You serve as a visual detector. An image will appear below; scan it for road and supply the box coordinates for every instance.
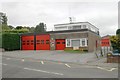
[2,56,118,78]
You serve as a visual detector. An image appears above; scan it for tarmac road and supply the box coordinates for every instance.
[2,56,118,78]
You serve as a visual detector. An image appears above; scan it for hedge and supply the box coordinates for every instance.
[2,33,20,51]
[0,34,2,48]
[3,29,29,33]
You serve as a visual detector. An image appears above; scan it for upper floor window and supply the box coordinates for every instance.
[73,25,81,29]
[83,25,86,29]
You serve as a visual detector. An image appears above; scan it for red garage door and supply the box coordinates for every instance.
[36,34,50,50]
[56,39,65,50]
[22,36,34,50]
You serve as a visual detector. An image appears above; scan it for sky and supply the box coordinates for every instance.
[0,0,119,36]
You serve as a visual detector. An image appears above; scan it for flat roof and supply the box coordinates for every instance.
[20,29,99,36]
[54,22,99,30]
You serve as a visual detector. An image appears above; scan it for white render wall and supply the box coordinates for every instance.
[54,22,99,34]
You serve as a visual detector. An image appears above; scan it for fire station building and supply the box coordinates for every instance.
[20,22,101,52]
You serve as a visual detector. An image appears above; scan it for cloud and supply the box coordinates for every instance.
[1,1,118,36]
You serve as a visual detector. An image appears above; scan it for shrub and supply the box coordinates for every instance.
[2,33,20,51]
[0,34,2,48]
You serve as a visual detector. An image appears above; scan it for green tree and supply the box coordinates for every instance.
[34,23,46,33]
[30,27,35,33]
[23,26,30,30]
[2,24,11,31]
[2,14,7,25]
[116,29,120,35]
[16,26,23,29]
[1,13,10,31]
[110,35,120,50]
[8,25,14,29]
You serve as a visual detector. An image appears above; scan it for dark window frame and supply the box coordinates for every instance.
[46,40,49,44]
[57,42,60,44]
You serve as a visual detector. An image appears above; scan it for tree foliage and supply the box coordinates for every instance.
[2,24,11,31]
[3,29,29,33]
[16,26,23,29]
[8,25,14,29]
[116,29,120,35]
[29,27,35,33]
[34,23,46,33]
[2,15,7,25]
[110,35,120,50]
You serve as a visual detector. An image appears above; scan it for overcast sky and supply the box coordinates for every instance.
[0,0,119,36]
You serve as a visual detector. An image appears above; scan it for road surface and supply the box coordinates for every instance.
[2,56,118,78]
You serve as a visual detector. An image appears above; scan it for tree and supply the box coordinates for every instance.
[2,14,7,25]
[2,24,11,31]
[110,35,120,50]
[116,29,120,35]
[1,13,10,31]
[8,25,14,29]
[30,27,35,33]
[34,23,46,33]
[15,26,23,29]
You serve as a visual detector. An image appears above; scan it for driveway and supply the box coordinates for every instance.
[2,50,118,68]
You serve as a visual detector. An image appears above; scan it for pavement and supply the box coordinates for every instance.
[2,55,118,78]
[1,50,118,68]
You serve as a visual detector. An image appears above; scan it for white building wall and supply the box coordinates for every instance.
[54,22,99,34]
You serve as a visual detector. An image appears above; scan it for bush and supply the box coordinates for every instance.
[2,33,20,51]
[0,34,2,48]
[3,29,29,33]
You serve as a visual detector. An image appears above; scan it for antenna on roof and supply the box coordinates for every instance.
[68,4,76,23]
[69,17,72,23]
[69,17,76,23]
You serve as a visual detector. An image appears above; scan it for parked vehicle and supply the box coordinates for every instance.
[107,49,120,56]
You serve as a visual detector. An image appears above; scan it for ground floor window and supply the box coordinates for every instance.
[66,39,71,47]
[81,38,85,46]
[71,40,80,47]
[66,38,88,47]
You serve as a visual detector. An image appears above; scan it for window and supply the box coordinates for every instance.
[62,42,65,44]
[22,43,25,45]
[66,39,70,47]
[73,25,81,29]
[46,40,49,44]
[27,43,29,45]
[102,42,104,44]
[27,40,30,42]
[37,43,40,44]
[31,43,33,45]
[83,25,86,29]
[57,42,60,44]
[31,40,34,42]
[82,39,85,46]
[37,40,40,42]
[41,40,44,44]
[87,40,88,46]
[68,26,72,30]
[23,41,25,42]
[71,40,80,47]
